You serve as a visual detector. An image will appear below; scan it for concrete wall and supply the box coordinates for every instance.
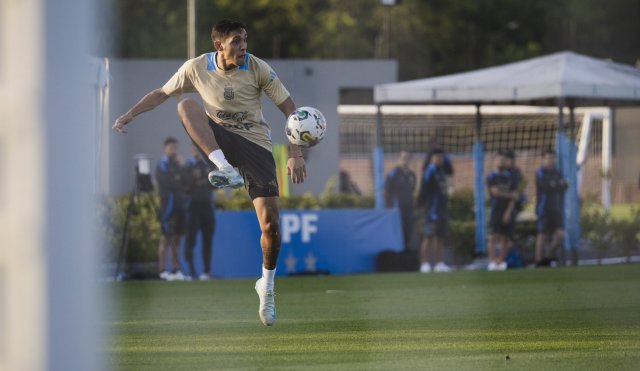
[106,59,397,195]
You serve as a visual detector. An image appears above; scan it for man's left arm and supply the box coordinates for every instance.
[277,97,307,184]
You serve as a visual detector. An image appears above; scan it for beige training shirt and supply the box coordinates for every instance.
[162,52,290,152]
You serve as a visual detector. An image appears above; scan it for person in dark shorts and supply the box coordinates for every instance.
[113,20,307,326]
[184,145,216,281]
[535,149,568,265]
[384,151,417,249]
[155,137,187,281]
[418,149,452,273]
[486,152,518,271]
[502,150,527,247]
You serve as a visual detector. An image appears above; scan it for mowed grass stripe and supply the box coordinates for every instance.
[107,265,640,370]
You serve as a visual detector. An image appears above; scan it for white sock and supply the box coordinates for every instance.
[208,149,232,170]
[262,266,276,291]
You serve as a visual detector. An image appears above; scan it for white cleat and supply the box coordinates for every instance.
[255,278,276,326]
[208,167,244,189]
[167,271,187,281]
[159,271,171,280]
[420,262,432,273]
[487,261,497,271]
[498,261,508,271]
[199,273,211,281]
[434,262,453,273]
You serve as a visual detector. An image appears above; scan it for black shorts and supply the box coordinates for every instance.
[208,118,279,200]
[159,193,185,236]
[423,214,449,238]
[489,209,511,237]
[537,211,564,234]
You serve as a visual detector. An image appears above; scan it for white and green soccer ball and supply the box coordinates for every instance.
[285,106,327,148]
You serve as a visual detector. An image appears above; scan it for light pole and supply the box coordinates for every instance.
[187,0,196,59]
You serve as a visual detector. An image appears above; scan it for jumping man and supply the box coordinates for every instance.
[113,19,307,326]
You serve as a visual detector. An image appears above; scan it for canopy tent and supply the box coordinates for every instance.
[375,51,640,105]
[372,51,640,258]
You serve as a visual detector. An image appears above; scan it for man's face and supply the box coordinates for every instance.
[164,143,178,159]
[495,155,505,169]
[503,156,514,169]
[215,28,247,67]
[431,153,444,167]
[544,153,556,168]
[399,151,410,168]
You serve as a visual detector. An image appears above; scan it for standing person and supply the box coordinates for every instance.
[535,149,568,266]
[113,19,307,326]
[184,145,216,281]
[502,150,527,255]
[155,137,187,281]
[486,152,518,271]
[418,149,452,273]
[384,151,417,248]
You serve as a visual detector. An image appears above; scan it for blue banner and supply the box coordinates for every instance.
[180,209,404,278]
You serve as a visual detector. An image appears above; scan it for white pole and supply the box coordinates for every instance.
[1,1,47,370]
[602,109,613,211]
[188,0,196,59]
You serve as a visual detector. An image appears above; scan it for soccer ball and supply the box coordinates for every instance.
[285,106,327,148]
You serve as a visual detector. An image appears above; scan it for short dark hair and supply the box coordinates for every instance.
[502,149,515,159]
[542,148,556,156]
[211,19,246,43]
[431,148,444,155]
[164,137,178,146]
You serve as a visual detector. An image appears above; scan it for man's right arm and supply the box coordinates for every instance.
[112,88,170,133]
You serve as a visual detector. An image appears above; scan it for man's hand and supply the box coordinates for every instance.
[502,210,511,225]
[113,112,133,134]
[287,156,307,184]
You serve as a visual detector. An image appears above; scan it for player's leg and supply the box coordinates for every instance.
[535,216,546,264]
[253,196,280,326]
[200,204,215,279]
[158,235,169,279]
[497,235,509,270]
[177,98,242,188]
[169,235,185,280]
[420,223,433,273]
[433,219,452,272]
[549,228,565,261]
[184,205,198,279]
[487,233,498,270]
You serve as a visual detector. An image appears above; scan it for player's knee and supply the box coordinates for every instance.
[262,219,280,238]
[177,98,196,118]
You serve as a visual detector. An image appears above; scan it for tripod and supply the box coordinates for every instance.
[114,168,158,281]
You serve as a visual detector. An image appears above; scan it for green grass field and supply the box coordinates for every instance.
[107,265,640,370]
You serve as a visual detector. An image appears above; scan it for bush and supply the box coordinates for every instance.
[612,207,640,262]
[449,220,476,265]
[581,207,614,263]
[448,188,475,221]
[98,193,161,264]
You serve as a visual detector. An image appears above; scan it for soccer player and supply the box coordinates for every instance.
[384,151,417,248]
[155,137,187,281]
[535,149,567,266]
[184,145,216,281]
[113,19,307,326]
[418,149,452,273]
[486,152,518,271]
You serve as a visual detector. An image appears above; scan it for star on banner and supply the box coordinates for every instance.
[305,251,317,272]
[285,251,297,273]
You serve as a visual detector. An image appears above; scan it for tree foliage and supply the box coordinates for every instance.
[112,0,640,80]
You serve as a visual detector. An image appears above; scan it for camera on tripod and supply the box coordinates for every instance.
[134,154,154,193]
